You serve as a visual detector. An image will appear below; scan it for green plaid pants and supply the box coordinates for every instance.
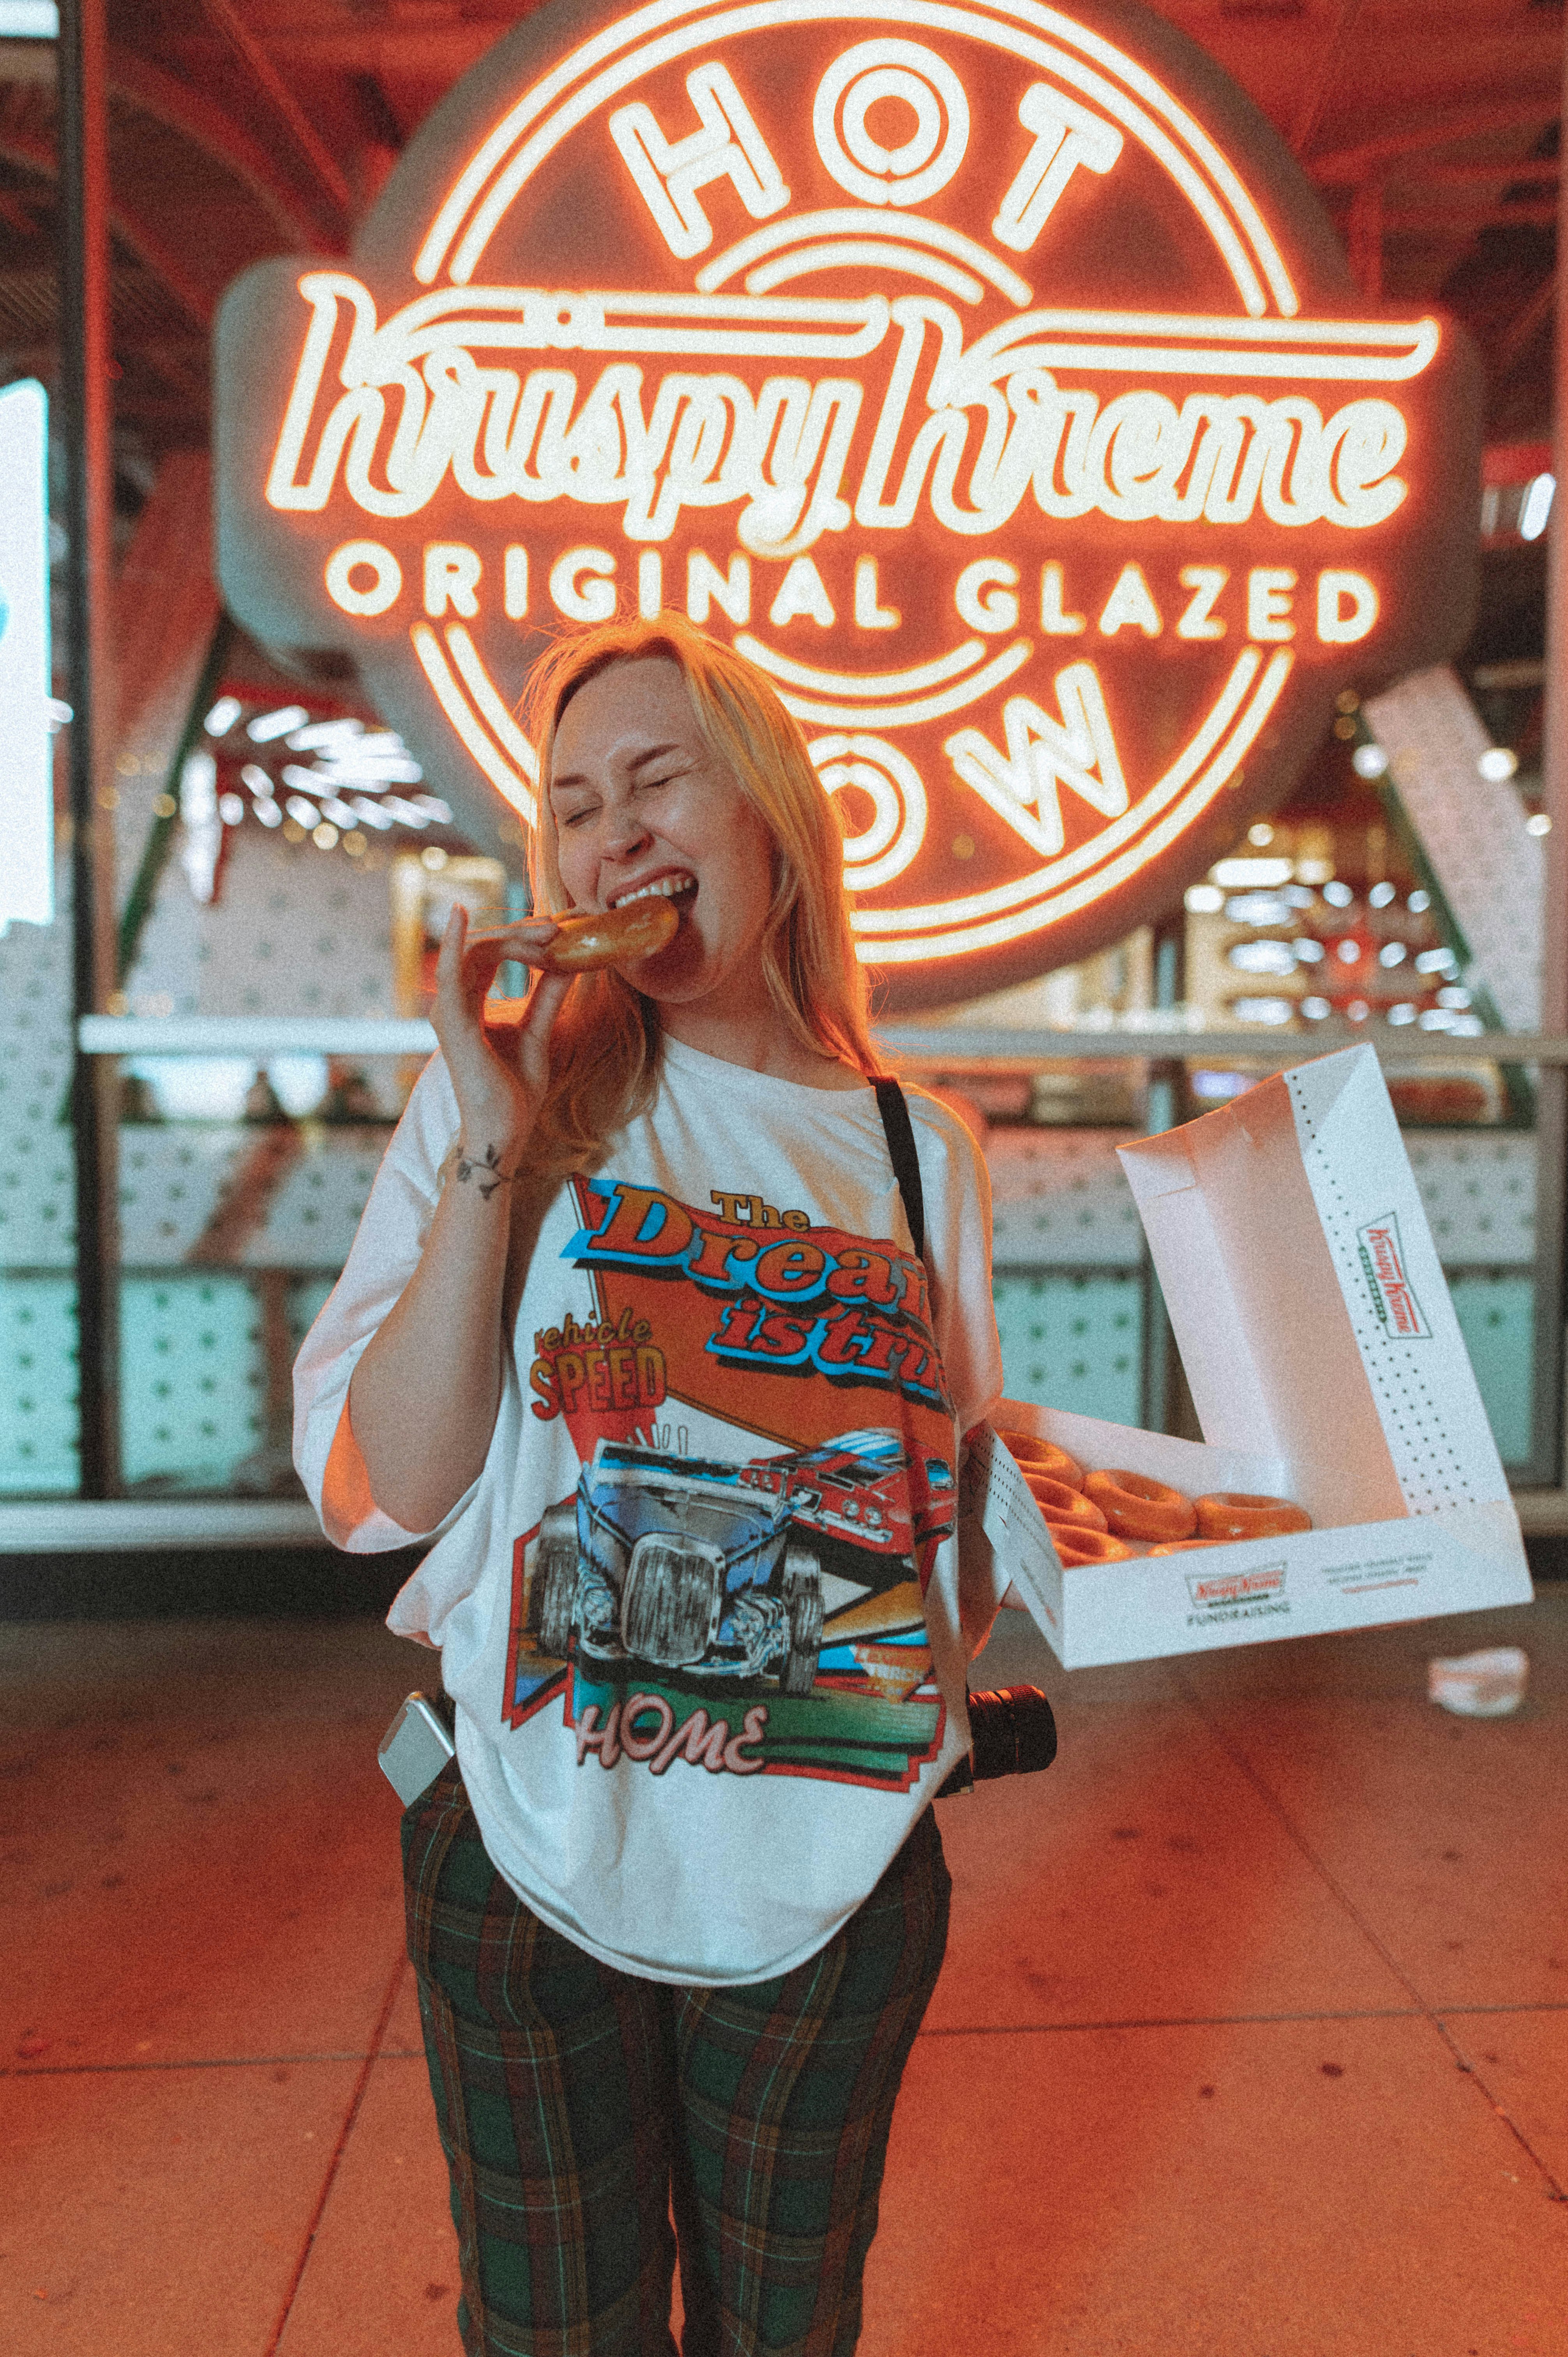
[402,1761,950,2357]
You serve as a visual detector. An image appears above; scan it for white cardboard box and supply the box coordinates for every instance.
[971,1046,1533,1669]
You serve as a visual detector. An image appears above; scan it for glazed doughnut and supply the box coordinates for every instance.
[1082,1468,1197,1544]
[1194,1492,1312,1541]
[1045,1521,1135,1567]
[996,1430,1085,1487]
[1147,1539,1226,1555]
[1084,1470,1193,1546]
[543,897,679,970]
[1023,1474,1107,1532]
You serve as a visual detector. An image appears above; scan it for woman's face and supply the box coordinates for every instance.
[548,656,777,1010]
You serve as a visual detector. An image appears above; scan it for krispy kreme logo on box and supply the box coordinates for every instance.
[1185,1560,1287,1623]
[214,0,1479,1008]
[1357,1210,1432,1339]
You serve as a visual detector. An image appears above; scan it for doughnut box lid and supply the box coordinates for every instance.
[964,1046,1532,1669]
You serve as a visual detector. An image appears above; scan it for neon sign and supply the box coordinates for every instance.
[215,0,1478,1007]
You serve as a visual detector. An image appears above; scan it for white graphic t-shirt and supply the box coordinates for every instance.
[294,1037,1004,1984]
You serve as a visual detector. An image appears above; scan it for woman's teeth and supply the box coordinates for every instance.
[614,873,695,906]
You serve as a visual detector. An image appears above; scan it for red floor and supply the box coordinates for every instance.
[4,1592,1564,2354]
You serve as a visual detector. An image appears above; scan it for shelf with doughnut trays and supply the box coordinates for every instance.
[958,1047,1533,1670]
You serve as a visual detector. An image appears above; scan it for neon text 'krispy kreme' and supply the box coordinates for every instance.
[267,276,1425,543]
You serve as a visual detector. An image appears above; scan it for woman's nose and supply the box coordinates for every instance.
[602,802,652,859]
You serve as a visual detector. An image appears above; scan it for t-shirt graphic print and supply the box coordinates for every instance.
[505,1174,957,1793]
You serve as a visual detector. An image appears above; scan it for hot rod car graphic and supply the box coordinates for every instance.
[528,1431,944,1697]
[739,1429,954,1573]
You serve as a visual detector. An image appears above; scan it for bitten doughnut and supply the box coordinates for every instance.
[1023,1474,1107,1532]
[1194,1492,1312,1541]
[996,1430,1085,1486]
[1082,1468,1197,1543]
[1045,1522,1135,1567]
[543,897,679,970]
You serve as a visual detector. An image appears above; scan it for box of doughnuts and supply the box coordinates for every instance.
[966,1046,1533,1668]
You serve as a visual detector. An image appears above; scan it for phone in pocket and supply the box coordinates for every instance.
[378,1692,456,1805]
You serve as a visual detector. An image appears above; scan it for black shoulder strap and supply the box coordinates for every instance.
[873,1077,925,1263]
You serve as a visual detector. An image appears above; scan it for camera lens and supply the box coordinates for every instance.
[965,1684,1058,1781]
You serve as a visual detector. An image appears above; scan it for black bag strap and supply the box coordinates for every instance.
[872,1076,925,1263]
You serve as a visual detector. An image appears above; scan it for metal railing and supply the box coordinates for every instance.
[76,1015,1568,1065]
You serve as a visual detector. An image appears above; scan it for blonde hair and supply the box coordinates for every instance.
[515,613,881,1186]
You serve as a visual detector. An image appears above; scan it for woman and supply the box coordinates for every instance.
[295,615,1010,2357]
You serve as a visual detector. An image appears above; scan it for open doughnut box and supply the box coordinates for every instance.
[962,1045,1534,1669]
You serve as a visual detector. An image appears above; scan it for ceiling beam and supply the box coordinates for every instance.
[107,49,329,250]
[1290,0,1367,158]
[1491,272,1558,385]
[0,122,213,325]
[1421,159,1560,187]
[1310,99,1562,184]
[1374,200,1559,232]
[193,0,351,226]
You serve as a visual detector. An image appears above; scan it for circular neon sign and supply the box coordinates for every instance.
[215,0,1478,1009]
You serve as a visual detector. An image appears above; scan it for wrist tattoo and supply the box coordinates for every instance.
[455,1142,514,1198]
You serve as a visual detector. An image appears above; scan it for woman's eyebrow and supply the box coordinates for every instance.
[628,741,685,770]
[550,741,687,797]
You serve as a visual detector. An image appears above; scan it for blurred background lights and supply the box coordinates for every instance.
[1211,857,1292,887]
[1229,996,1294,1026]
[184,709,441,864]
[1228,939,1295,975]
[1368,880,1397,907]
[1476,745,1519,781]
[1526,812,1552,836]
[1519,472,1555,542]
[246,705,309,742]
[1351,743,1390,778]
[119,1053,344,1122]
[124,1058,253,1122]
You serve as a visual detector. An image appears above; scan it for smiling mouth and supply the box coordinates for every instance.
[609,871,696,909]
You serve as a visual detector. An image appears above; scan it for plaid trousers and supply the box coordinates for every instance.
[402,1761,950,2357]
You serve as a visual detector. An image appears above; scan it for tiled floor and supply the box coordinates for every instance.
[4,1594,1565,2354]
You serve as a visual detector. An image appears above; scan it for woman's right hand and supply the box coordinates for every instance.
[428,905,572,1173]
